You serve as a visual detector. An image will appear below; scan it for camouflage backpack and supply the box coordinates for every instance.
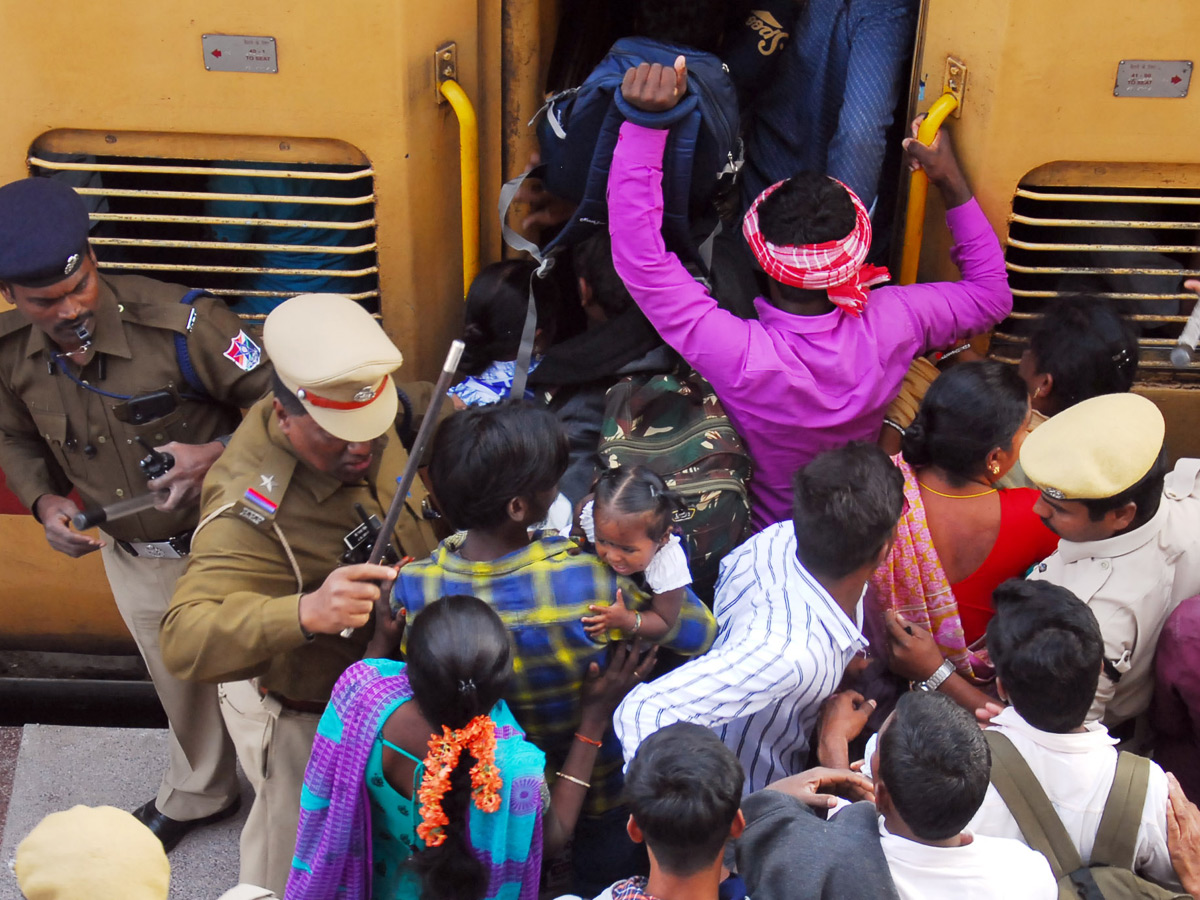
[598,366,752,602]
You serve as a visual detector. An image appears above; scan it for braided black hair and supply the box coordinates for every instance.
[592,465,687,542]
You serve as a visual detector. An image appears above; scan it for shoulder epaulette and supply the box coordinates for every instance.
[228,440,297,530]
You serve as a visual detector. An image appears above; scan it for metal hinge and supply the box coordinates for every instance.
[942,56,967,117]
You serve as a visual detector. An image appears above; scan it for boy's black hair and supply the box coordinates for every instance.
[1028,297,1139,416]
[623,722,744,876]
[429,403,569,531]
[460,259,559,377]
[986,579,1104,733]
[756,172,857,248]
[571,230,634,320]
[901,360,1029,483]
[879,692,991,841]
[631,0,732,54]
[592,465,687,542]
[1080,446,1168,531]
[792,442,904,580]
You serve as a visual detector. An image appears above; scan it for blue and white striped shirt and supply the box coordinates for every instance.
[614,521,867,793]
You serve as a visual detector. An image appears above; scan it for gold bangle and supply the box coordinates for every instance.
[555,771,591,789]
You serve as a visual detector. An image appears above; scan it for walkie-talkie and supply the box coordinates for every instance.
[136,436,175,480]
[341,503,399,565]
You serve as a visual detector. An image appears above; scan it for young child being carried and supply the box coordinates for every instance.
[579,465,693,642]
[447,259,557,408]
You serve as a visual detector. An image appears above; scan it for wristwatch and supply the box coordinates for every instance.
[912,659,954,693]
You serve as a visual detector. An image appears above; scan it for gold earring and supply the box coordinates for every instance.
[990,463,1000,475]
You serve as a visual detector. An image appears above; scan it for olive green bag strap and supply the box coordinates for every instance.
[985,731,1086,883]
[1090,751,1150,870]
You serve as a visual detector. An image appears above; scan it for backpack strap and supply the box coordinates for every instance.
[497,169,553,402]
[984,730,1087,881]
[1090,751,1151,870]
[175,289,213,400]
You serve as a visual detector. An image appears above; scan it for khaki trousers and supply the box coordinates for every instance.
[219,678,321,897]
[99,536,240,819]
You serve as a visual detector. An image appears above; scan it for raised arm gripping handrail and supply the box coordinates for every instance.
[898,92,960,286]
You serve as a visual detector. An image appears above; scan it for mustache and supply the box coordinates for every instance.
[57,313,94,333]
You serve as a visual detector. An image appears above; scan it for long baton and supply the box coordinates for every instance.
[341,339,464,637]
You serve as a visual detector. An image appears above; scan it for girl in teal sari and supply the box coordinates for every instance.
[289,594,647,900]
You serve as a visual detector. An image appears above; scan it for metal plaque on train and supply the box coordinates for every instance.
[201,34,279,74]
[1113,60,1192,98]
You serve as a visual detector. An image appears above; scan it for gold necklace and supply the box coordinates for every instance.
[917,480,997,500]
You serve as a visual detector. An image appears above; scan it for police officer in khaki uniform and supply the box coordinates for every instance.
[0,177,272,848]
[1022,393,1200,731]
[161,293,442,895]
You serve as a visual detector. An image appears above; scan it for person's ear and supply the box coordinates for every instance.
[1034,372,1054,401]
[875,536,895,568]
[626,815,644,844]
[984,447,1006,481]
[995,676,1008,703]
[1109,501,1138,533]
[874,778,893,817]
[728,808,746,841]
[0,280,12,303]
[272,398,291,431]
[507,495,527,524]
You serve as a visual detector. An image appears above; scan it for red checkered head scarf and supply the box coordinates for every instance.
[742,176,890,317]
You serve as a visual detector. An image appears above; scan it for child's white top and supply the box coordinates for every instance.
[580,499,692,592]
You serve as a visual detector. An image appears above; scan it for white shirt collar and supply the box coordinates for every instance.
[1055,499,1168,564]
[989,706,1117,752]
[790,553,867,654]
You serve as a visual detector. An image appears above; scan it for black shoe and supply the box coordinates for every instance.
[131,796,242,853]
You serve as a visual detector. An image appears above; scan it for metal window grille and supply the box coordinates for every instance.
[994,183,1200,377]
[28,140,380,322]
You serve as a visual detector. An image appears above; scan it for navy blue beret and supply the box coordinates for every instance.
[0,178,91,288]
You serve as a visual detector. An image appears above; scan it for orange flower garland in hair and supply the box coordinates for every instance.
[416,714,503,847]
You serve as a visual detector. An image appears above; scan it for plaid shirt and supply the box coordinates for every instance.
[394,533,717,815]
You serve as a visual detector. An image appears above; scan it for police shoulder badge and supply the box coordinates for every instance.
[223,330,263,372]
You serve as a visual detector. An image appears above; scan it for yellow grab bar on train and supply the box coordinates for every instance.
[439,78,480,297]
[898,93,960,286]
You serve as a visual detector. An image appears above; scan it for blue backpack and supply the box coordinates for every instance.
[507,37,741,263]
[499,37,740,400]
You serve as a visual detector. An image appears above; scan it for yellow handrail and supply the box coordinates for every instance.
[438,78,480,297]
[898,93,960,286]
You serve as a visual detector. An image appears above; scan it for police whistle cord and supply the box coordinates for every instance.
[340,339,465,638]
[71,439,176,530]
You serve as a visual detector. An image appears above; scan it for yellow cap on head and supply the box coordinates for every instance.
[1020,393,1165,500]
[264,294,403,442]
[15,805,170,900]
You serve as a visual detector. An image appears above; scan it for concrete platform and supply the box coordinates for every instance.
[0,725,250,899]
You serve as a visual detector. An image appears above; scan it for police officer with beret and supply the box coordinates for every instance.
[162,293,443,894]
[1022,392,1200,731]
[0,178,274,847]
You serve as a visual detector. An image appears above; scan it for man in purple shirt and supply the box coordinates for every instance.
[608,59,1013,531]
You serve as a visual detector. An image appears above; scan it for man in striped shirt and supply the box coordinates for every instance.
[615,442,904,792]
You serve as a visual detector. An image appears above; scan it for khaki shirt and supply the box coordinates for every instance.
[0,274,272,541]
[162,386,442,701]
[1028,458,1200,725]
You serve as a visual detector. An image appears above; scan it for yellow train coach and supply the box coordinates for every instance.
[0,0,1197,659]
